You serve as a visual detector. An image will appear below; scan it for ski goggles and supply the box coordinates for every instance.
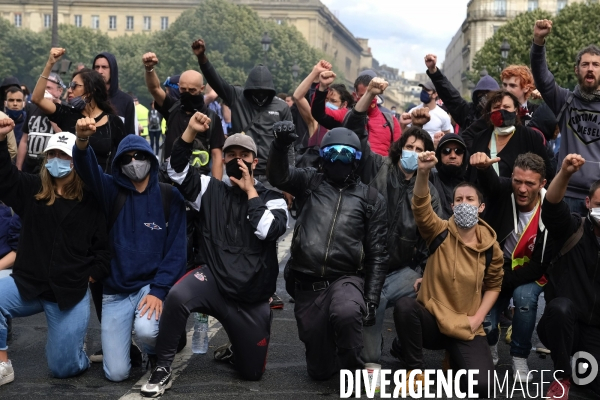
[190,150,209,167]
[319,145,362,164]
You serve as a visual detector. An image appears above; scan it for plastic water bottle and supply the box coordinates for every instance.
[192,312,209,354]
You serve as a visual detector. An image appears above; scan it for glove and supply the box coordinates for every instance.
[273,121,297,148]
[362,301,377,327]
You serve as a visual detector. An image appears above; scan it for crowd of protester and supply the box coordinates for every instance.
[0,19,599,400]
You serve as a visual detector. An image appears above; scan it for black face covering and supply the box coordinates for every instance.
[226,158,253,181]
[180,91,205,112]
[322,160,354,184]
[249,90,271,107]
[436,162,464,179]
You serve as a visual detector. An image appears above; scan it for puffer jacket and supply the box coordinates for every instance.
[344,107,442,273]
[266,142,389,305]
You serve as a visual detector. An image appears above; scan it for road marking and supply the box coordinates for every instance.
[119,317,222,399]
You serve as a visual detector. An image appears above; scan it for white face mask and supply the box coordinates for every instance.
[493,126,516,136]
[590,208,600,224]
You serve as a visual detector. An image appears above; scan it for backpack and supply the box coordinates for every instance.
[108,183,172,231]
[149,110,161,130]
[382,112,396,145]
[428,229,494,273]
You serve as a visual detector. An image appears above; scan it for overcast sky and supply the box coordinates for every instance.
[321,0,471,79]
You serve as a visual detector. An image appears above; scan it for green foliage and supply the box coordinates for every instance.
[0,0,337,107]
[472,3,600,90]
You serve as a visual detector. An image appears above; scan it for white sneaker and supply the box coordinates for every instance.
[490,344,499,366]
[0,360,14,386]
[512,356,533,383]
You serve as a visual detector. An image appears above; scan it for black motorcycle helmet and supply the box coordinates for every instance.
[320,127,361,150]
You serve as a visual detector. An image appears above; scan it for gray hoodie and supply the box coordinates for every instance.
[531,43,600,199]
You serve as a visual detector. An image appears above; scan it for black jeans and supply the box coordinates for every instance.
[394,297,493,396]
[154,266,272,381]
[293,276,365,380]
[538,297,600,394]
[149,129,162,155]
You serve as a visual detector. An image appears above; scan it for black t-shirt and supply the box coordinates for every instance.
[156,96,224,163]
[23,103,56,173]
[49,103,128,172]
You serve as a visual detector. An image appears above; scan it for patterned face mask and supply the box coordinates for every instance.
[453,203,479,229]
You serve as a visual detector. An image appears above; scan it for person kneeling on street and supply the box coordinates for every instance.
[266,121,389,380]
[0,120,110,386]
[393,150,503,396]
[141,113,288,397]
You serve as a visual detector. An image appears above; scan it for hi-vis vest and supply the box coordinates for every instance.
[136,103,149,137]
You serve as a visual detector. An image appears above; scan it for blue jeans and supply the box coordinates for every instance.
[362,267,421,363]
[101,284,160,382]
[0,277,90,378]
[484,281,544,358]
[563,195,588,217]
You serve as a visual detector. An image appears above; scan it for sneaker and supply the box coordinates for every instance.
[89,349,103,363]
[140,366,172,398]
[214,342,234,365]
[270,293,284,310]
[0,360,14,387]
[546,377,570,399]
[490,344,499,366]
[512,356,533,383]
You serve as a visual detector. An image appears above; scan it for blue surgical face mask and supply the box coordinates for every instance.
[420,90,431,104]
[400,149,418,172]
[326,102,339,110]
[45,157,72,178]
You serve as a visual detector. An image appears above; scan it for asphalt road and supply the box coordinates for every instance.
[0,225,596,399]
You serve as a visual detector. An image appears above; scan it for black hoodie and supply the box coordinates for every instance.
[93,52,136,136]
[199,61,292,176]
[430,134,469,219]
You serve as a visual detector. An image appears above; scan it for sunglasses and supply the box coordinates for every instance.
[68,81,83,90]
[320,145,362,164]
[441,147,465,156]
[120,152,150,165]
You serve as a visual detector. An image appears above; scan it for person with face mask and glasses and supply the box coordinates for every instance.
[462,90,554,184]
[72,118,187,383]
[0,120,110,387]
[142,52,224,178]
[139,115,288,397]
[266,120,388,380]
[393,150,504,396]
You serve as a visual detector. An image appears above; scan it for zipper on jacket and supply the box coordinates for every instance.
[589,250,600,325]
[322,188,344,277]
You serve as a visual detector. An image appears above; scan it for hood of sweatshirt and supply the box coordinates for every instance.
[111,134,159,191]
[472,75,500,102]
[243,65,276,103]
[435,133,469,178]
[528,103,557,140]
[93,52,120,98]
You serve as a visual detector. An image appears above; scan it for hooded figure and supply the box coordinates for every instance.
[92,53,136,136]
[430,134,469,218]
[198,59,292,177]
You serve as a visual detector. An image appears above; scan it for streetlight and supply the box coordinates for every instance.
[51,58,71,75]
[291,62,300,80]
[480,66,488,77]
[500,38,510,70]
[261,32,271,64]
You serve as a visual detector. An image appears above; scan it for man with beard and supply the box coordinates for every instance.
[266,122,388,380]
[142,52,224,178]
[531,19,600,216]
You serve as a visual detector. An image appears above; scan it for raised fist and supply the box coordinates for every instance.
[191,39,206,61]
[534,19,552,42]
[76,117,97,138]
[425,54,437,73]
[0,118,15,138]
[399,112,412,127]
[470,152,501,170]
[561,154,585,175]
[367,77,388,95]
[142,52,159,68]
[313,60,332,75]
[433,132,445,149]
[319,71,337,88]
[48,48,66,65]
[417,151,438,171]
[188,112,211,134]
[272,121,297,148]
[411,107,431,127]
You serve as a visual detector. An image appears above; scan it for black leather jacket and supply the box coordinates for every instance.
[266,143,389,305]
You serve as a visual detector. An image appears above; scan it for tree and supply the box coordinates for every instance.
[471,3,600,90]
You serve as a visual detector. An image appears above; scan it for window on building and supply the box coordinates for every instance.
[14,13,21,27]
[493,25,500,34]
[161,17,168,30]
[74,15,82,27]
[557,0,568,12]
[126,16,134,30]
[109,16,117,30]
[345,57,352,75]
[494,0,507,16]
[44,14,51,28]
[528,0,538,11]
[143,16,151,31]
[91,15,99,30]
